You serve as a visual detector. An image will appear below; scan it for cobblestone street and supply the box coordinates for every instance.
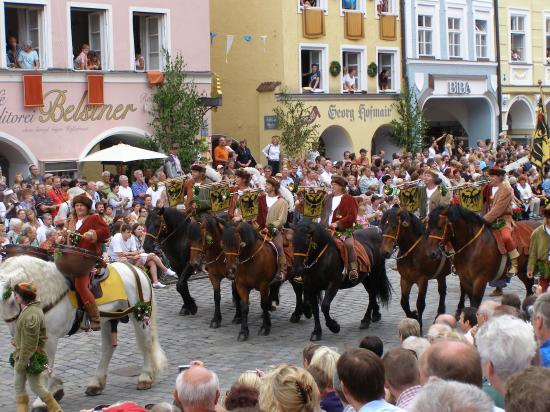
[0,262,525,411]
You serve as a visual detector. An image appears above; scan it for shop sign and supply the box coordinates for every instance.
[264,115,278,130]
[327,104,392,122]
[448,81,471,95]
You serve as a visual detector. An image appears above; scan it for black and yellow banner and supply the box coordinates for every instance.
[165,177,185,207]
[457,186,484,213]
[399,187,420,213]
[530,95,549,170]
[239,191,260,220]
[303,190,326,218]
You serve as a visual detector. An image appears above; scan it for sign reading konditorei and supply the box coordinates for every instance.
[327,104,393,122]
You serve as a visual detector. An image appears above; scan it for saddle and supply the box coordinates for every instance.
[333,237,371,273]
[491,221,534,255]
[67,264,128,309]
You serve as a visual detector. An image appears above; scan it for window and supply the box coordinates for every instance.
[299,0,327,12]
[448,18,461,58]
[342,50,363,92]
[545,16,550,63]
[70,7,109,70]
[300,48,326,92]
[378,52,396,91]
[418,15,433,56]
[4,3,45,69]
[341,0,366,14]
[510,15,525,62]
[132,12,166,71]
[376,0,396,16]
[475,19,488,59]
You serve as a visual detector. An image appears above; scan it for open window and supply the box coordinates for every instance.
[298,0,327,13]
[340,0,366,15]
[377,50,397,92]
[510,14,526,62]
[70,7,109,70]
[341,49,364,92]
[376,0,397,17]
[4,2,45,69]
[544,15,550,63]
[300,47,326,93]
[132,12,166,71]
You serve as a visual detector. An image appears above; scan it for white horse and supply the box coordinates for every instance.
[0,255,167,409]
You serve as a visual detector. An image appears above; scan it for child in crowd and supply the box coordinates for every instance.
[356,204,369,228]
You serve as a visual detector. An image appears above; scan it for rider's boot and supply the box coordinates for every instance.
[507,249,520,276]
[83,301,101,331]
[348,260,359,281]
[16,394,29,412]
[274,255,287,283]
[41,393,63,412]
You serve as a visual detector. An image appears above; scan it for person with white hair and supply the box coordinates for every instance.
[173,364,220,412]
[118,175,133,212]
[533,292,550,367]
[6,217,23,243]
[425,323,452,343]
[410,378,494,412]
[401,336,431,362]
[17,39,39,69]
[475,315,537,409]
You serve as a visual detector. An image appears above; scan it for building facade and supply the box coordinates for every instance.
[498,0,550,141]
[404,0,500,146]
[0,0,211,183]
[210,0,403,161]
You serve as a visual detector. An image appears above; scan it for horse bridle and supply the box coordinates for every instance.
[223,235,267,265]
[145,214,185,245]
[294,235,329,270]
[189,227,224,266]
[382,216,423,260]
[428,213,484,256]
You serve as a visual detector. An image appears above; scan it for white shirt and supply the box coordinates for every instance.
[320,170,332,187]
[428,147,436,159]
[329,194,343,224]
[516,183,533,200]
[57,201,71,220]
[262,143,280,162]
[266,195,278,209]
[146,185,166,208]
[108,232,138,261]
[343,73,356,89]
[426,186,437,214]
[36,224,53,244]
[118,185,133,209]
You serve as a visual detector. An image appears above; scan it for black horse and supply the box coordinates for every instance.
[143,207,197,315]
[292,223,392,341]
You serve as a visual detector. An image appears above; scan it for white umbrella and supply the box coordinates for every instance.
[79,143,167,163]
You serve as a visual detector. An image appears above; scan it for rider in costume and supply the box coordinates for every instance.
[483,168,519,276]
[320,175,359,280]
[256,177,289,282]
[65,194,110,331]
[419,169,451,218]
[12,282,63,412]
[527,204,550,292]
[184,164,208,212]
[228,169,252,223]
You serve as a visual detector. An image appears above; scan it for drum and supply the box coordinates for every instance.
[165,177,186,207]
[54,244,103,280]
[2,244,52,261]
[239,190,260,221]
[300,187,326,218]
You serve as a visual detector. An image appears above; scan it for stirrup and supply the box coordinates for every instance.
[348,268,359,281]
[293,276,304,284]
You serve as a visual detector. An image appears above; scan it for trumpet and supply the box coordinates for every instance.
[448,179,488,192]
[383,179,422,196]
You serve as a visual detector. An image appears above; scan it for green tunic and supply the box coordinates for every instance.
[527,225,550,278]
[13,301,47,373]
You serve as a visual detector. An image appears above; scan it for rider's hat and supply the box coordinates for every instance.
[235,169,251,184]
[331,175,348,188]
[14,281,37,301]
[424,169,440,179]
[191,164,206,173]
[72,194,92,210]
[487,168,506,177]
[266,177,280,191]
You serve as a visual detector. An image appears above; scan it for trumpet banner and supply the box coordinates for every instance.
[165,178,185,207]
[457,186,484,213]
[239,191,259,220]
[399,187,420,213]
[303,190,326,218]
[209,186,231,213]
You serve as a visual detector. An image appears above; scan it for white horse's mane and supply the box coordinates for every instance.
[0,256,69,308]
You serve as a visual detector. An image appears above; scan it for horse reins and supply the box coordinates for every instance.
[382,216,423,260]
[145,214,185,245]
[223,236,267,265]
[294,239,330,270]
[429,214,485,255]
[190,229,224,266]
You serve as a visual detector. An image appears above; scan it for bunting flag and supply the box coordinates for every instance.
[225,34,234,63]
[529,92,550,171]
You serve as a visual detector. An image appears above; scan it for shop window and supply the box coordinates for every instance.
[448,17,461,58]
[475,19,488,59]
[342,50,363,92]
[132,13,166,71]
[300,48,326,92]
[418,15,433,57]
[4,3,45,69]
[70,8,109,70]
[378,51,397,92]
[510,15,526,62]
[545,16,550,63]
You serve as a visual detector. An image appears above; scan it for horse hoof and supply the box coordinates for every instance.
[372,312,382,323]
[310,331,322,342]
[137,381,153,390]
[238,331,249,341]
[189,304,198,315]
[85,386,103,396]
[289,312,301,323]
[360,320,370,329]
[53,389,65,402]
[327,321,340,334]
[232,316,242,325]
[259,327,271,336]
[210,320,221,329]
[31,407,47,412]
[303,309,313,319]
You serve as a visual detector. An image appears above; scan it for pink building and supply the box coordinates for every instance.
[0,0,211,182]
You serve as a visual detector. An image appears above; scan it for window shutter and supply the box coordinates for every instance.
[88,74,104,105]
[23,74,44,107]
[88,12,102,65]
[146,16,161,70]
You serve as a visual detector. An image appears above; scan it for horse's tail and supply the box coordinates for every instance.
[374,259,392,308]
[148,289,168,377]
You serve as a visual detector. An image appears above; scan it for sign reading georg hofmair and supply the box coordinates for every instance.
[327,104,392,122]
[0,88,138,127]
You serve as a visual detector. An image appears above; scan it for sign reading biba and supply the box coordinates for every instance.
[447,81,471,95]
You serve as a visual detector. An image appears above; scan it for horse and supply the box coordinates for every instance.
[425,204,537,312]
[380,207,453,329]
[143,207,197,316]
[221,222,280,341]
[292,223,392,342]
[0,256,167,409]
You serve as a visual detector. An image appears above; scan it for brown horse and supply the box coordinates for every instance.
[380,207,452,328]
[188,216,242,328]
[425,204,536,312]
[221,222,280,341]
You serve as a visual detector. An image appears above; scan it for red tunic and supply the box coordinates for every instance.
[256,193,268,229]
[321,194,358,231]
[70,214,110,254]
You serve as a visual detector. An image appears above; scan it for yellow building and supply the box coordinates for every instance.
[498,0,550,140]
[210,0,403,160]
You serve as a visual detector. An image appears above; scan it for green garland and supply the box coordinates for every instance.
[439,185,448,197]
[367,62,378,77]
[3,287,13,301]
[133,301,152,322]
[10,351,49,375]
[205,235,214,246]
[329,61,341,77]
[336,223,363,238]
[491,217,506,230]
[535,261,550,279]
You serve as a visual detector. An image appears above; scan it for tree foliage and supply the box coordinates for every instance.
[136,136,164,172]
[149,53,208,172]
[389,86,429,154]
[273,91,320,161]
